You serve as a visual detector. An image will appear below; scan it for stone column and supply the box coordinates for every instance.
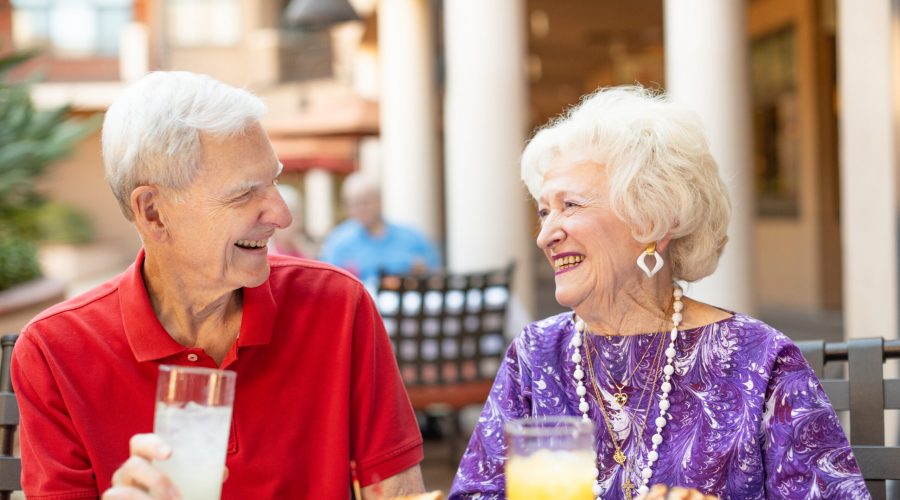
[837,0,898,340]
[664,0,755,313]
[304,168,336,242]
[443,0,534,321]
[377,0,441,242]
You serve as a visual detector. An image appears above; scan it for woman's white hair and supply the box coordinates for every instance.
[521,85,731,282]
[102,71,266,220]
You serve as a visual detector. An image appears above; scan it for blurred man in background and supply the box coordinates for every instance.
[320,172,441,288]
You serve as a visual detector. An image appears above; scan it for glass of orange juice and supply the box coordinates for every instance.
[504,416,595,500]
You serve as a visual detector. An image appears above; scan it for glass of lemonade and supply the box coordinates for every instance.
[154,365,236,500]
[505,416,596,500]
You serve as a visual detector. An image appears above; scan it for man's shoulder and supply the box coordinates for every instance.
[22,275,121,332]
[325,220,364,243]
[268,255,364,290]
[385,222,431,243]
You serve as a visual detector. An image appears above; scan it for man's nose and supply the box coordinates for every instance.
[266,188,293,229]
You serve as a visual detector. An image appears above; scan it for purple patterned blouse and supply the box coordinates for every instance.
[449,312,869,499]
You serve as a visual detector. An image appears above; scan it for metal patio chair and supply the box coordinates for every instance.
[0,334,20,499]
[798,337,900,500]
[375,263,514,461]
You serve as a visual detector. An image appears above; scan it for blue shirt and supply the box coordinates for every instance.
[319,219,441,286]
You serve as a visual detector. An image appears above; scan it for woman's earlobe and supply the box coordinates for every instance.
[656,235,673,253]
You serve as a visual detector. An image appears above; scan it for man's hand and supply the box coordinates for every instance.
[101,434,179,500]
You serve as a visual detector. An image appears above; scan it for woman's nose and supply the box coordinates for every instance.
[535,214,563,250]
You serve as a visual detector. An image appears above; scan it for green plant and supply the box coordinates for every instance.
[0,50,100,291]
[0,231,40,291]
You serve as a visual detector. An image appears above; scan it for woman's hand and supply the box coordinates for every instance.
[101,434,179,500]
[636,484,719,500]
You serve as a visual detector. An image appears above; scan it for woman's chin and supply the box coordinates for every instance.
[554,288,580,309]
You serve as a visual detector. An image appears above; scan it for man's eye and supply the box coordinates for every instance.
[232,191,252,203]
[564,201,579,209]
[537,208,549,219]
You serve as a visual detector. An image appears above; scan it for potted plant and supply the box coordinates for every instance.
[0,49,99,330]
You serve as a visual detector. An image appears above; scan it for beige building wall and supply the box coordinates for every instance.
[754,222,819,309]
[749,0,832,313]
[35,131,141,284]
[163,0,282,88]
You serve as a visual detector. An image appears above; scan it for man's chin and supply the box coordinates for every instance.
[240,265,271,289]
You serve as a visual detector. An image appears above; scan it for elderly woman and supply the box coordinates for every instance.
[449,87,867,499]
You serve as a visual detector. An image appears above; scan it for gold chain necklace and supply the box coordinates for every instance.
[592,321,664,408]
[583,329,666,498]
[579,299,673,408]
[622,335,666,499]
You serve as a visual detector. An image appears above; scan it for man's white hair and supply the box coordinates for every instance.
[520,85,731,282]
[341,171,381,201]
[102,71,266,220]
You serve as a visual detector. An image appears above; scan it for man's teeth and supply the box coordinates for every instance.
[554,255,584,270]
[235,239,267,249]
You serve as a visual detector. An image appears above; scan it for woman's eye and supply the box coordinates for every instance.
[537,208,549,219]
[564,201,579,209]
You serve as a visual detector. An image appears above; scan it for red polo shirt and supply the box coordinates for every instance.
[12,251,423,498]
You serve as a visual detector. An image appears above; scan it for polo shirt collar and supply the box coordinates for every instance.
[120,249,277,363]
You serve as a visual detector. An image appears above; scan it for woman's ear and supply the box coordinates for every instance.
[656,234,674,253]
[130,185,168,242]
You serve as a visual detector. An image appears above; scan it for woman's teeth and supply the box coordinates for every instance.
[554,255,584,270]
[235,239,267,249]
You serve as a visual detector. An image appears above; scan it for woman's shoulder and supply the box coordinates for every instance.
[520,311,574,338]
[513,311,576,356]
[719,312,793,347]
[692,311,803,367]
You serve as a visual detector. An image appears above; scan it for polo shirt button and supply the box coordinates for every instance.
[187,353,199,362]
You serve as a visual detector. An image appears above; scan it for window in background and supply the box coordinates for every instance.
[751,27,799,218]
[166,0,241,47]
[11,0,133,58]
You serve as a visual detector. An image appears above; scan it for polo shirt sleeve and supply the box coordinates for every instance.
[11,333,99,498]
[349,288,424,485]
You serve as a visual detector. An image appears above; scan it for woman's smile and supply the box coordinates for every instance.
[552,252,585,275]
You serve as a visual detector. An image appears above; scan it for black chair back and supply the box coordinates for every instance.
[0,334,19,499]
[798,337,900,500]
[375,263,513,406]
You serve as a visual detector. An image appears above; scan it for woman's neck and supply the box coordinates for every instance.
[574,277,674,336]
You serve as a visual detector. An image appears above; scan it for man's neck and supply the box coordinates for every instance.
[363,219,386,237]
[142,253,242,365]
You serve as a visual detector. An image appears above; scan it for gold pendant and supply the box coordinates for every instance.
[623,479,635,499]
[613,449,626,464]
[613,391,628,407]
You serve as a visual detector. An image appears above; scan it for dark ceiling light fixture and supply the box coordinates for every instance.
[284,0,362,29]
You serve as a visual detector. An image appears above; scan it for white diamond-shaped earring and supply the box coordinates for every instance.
[636,242,664,278]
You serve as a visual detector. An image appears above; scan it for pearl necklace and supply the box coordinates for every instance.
[572,284,684,498]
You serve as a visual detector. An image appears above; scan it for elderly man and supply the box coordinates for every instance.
[319,172,441,289]
[11,72,425,499]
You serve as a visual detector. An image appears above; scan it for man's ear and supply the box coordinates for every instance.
[130,186,168,242]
